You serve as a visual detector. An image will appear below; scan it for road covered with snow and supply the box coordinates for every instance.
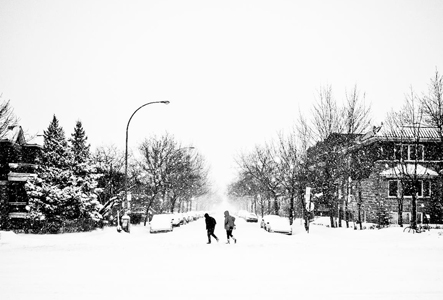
[1,215,443,300]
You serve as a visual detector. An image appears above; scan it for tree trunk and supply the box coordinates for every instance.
[358,184,363,230]
[171,195,180,213]
[329,213,335,228]
[178,199,183,213]
[411,194,417,229]
[345,179,350,228]
[289,194,294,225]
[304,207,310,233]
[397,199,403,227]
[143,203,151,226]
[273,196,279,215]
[260,198,265,217]
[345,201,349,228]
[329,193,336,228]
[338,204,342,228]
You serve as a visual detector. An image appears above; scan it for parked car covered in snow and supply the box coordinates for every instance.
[149,214,173,233]
[245,212,259,222]
[184,212,195,222]
[261,215,292,235]
[171,213,186,227]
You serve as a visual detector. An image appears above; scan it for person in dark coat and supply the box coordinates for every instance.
[224,210,237,244]
[204,213,218,244]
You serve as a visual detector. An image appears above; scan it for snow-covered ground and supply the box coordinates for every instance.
[1,215,443,300]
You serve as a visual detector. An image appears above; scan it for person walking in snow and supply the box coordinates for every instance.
[224,210,237,244]
[204,213,218,244]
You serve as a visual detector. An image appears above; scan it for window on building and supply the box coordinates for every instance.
[423,181,431,197]
[389,180,432,198]
[388,180,398,197]
[394,145,402,161]
[7,183,27,203]
[402,145,409,161]
[417,212,423,224]
[394,144,425,161]
[410,145,424,161]
[403,180,422,197]
[402,212,411,224]
[402,180,431,197]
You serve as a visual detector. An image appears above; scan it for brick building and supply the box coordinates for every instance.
[307,125,443,225]
[346,125,443,224]
[0,126,42,228]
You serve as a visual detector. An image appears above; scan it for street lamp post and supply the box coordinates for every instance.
[124,101,170,219]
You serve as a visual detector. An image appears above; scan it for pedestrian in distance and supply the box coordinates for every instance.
[204,213,219,244]
[224,210,237,244]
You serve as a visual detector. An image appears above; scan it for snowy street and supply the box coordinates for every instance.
[2,1,443,300]
[1,215,443,300]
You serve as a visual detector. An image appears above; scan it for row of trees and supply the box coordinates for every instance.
[0,96,210,231]
[228,84,371,227]
[31,116,210,228]
[130,133,209,225]
[228,70,443,230]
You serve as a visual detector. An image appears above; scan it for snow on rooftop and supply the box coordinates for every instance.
[1,125,25,144]
[380,164,439,178]
[25,134,44,147]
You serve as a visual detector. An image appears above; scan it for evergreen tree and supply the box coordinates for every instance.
[69,120,90,165]
[43,115,71,169]
[25,115,103,232]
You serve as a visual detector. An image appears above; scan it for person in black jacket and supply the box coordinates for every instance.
[204,213,219,244]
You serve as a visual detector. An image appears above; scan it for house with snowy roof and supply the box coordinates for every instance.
[342,124,443,225]
[0,125,42,229]
[307,124,443,226]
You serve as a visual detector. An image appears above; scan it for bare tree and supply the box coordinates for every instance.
[293,110,315,231]
[92,144,125,206]
[167,151,209,213]
[138,133,209,223]
[308,86,345,228]
[235,143,282,215]
[228,171,263,215]
[343,85,372,135]
[420,69,443,139]
[385,88,427,230]
[309,85,372,228]
[275,131,300,224]
[0,94,18,138]
[341,85,372,227]
[138,133,179,223]
[419,69,443,223]
[311,85,344,141]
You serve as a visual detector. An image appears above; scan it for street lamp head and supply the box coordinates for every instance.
[161,101,170,105]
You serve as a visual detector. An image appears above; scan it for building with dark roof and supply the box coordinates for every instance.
[0,126,42,229]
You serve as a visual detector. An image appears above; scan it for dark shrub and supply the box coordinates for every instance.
[129,213,143,224]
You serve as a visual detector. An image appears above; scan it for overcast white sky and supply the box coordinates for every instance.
[1,0,443,191]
